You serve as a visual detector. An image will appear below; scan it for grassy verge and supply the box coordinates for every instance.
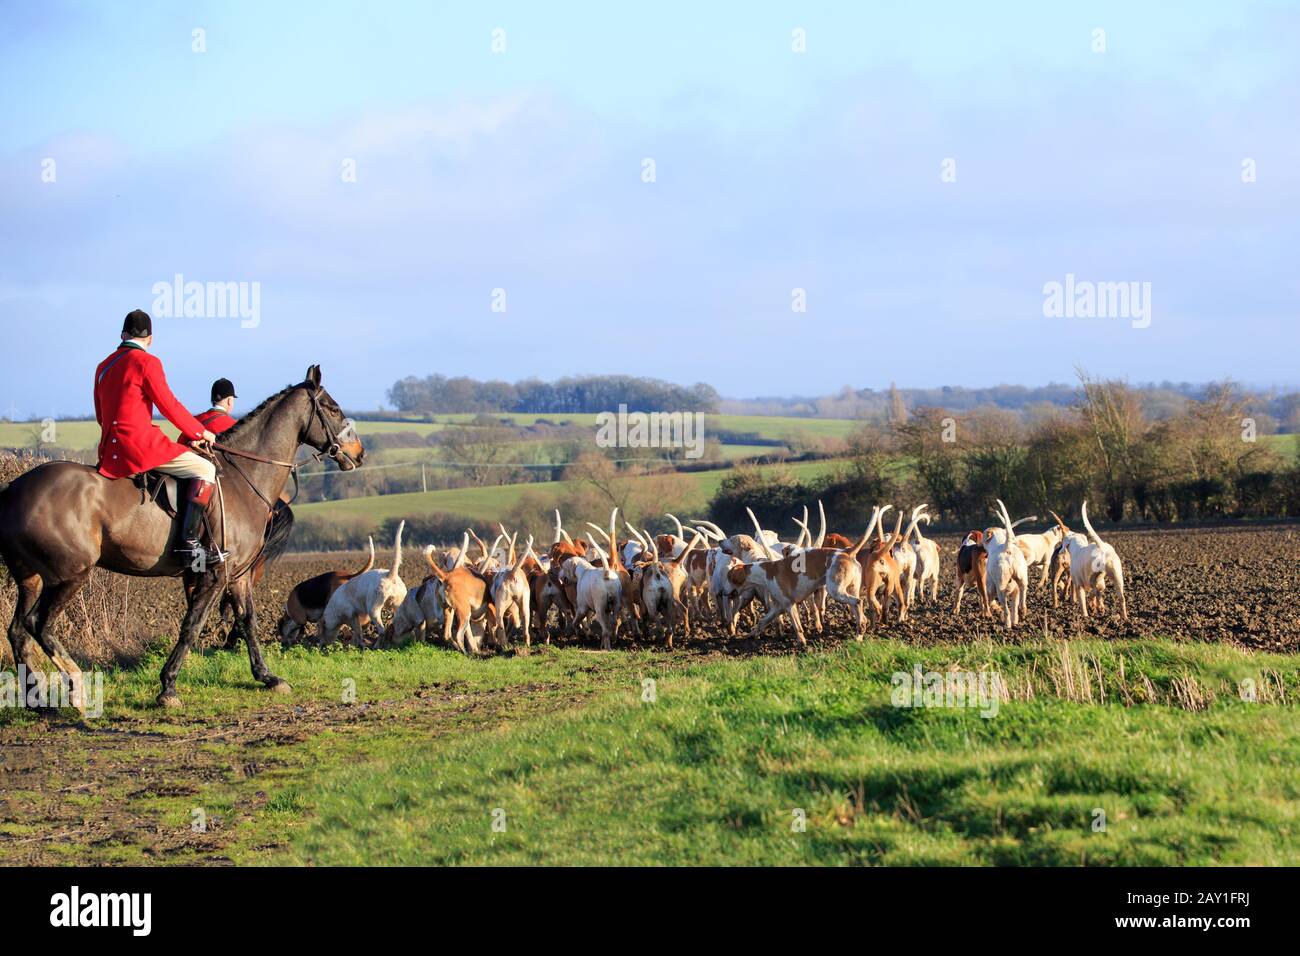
[275,639,1300,866]
[6,636,1294,866]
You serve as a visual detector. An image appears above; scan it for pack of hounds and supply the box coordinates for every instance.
[277,499,1128,655]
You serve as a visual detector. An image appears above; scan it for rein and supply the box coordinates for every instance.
[211,442,295,468]
[194,383,355,578]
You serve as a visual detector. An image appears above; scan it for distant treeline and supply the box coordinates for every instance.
[387,374,721,416]
[724,381,1300,432]
[713,377,1300,531]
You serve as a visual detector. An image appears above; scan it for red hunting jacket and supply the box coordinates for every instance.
[182,408,237,446]
[93,343,208,479]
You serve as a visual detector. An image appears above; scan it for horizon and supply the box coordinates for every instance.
[7,373,1296,424]
[3,1,1298,417]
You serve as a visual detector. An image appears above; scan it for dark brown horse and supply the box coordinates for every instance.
[0,365,365,709]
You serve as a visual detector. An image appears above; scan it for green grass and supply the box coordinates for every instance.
[277,640,1300,866]
[294,459,841,524]
[0,420,105,451]
[1265,433,1299,457]
[9,637,1296,865]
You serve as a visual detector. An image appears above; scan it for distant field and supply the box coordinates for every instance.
[0,413,851,452]
[1270,433,1300,456]
[0,419,104,451]
[342,441,786,471]
[294,459,842,524]
[10,416,1293,457]
[343,412,858,443]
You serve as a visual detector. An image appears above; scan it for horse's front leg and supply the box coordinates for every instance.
[159,572,224,708]
[230,576,289,693]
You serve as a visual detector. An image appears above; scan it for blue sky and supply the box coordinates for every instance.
[1,0,1297,416]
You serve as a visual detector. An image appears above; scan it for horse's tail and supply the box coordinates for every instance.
[260,503,295,568]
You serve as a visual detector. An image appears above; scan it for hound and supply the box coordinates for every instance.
[586,509,636,625]
[530,560,573,644]
[952,530,991,617]
[682,542,712,619]
[910,507,941,605]
[625,524,703,647]
[490,535,536,648]
[319,521,408,648]
[277,537,375,645]
[1062,501,1129,621]
[1014,519,1067,589]
[1046,511,1074,607]
[559,548,622,651]
[744,507,785,557]
[891,505,928,607]
[982,501,1031,628]
[470,530,505,573]
[421,533,497,654]
[655,513,691,560]
[727,510,879,645]
[802,501,852,550]
[390,558,446,646]
[688,518,772,564]
[857,506,908,626]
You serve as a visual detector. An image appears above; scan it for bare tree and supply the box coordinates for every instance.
[1076,368,1145,520]
[437,420,522,486]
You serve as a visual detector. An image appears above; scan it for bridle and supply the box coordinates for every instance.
[197,382,360,584]
[209,382,358,512]
[306,383,360,468]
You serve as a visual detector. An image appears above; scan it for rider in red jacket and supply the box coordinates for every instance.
[93,310,223,566]
[183,378,239,443]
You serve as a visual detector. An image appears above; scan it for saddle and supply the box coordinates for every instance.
[131,468,223,521]
[133,472,182,518]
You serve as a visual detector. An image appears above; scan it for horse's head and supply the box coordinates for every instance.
[301,365,365,470]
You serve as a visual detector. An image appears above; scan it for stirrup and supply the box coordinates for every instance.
[176,541,227,568]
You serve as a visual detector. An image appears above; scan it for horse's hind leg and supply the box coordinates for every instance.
[5,574,40,670]
[158,574,224,708]
[27,575,89,714]
[220,591,242,649]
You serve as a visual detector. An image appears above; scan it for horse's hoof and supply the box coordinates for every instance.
[268,679,292,695]
[157,693,183,709]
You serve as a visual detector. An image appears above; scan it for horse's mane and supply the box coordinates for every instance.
[219,382,303,443]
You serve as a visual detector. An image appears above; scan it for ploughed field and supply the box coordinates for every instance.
[16,522,1292,663]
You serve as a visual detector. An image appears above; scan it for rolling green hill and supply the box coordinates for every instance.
[293,459,842,525]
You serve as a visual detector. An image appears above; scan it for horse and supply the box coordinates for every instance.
[0,365,365,710]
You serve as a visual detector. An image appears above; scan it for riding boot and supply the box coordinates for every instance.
[176,479,225,567]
